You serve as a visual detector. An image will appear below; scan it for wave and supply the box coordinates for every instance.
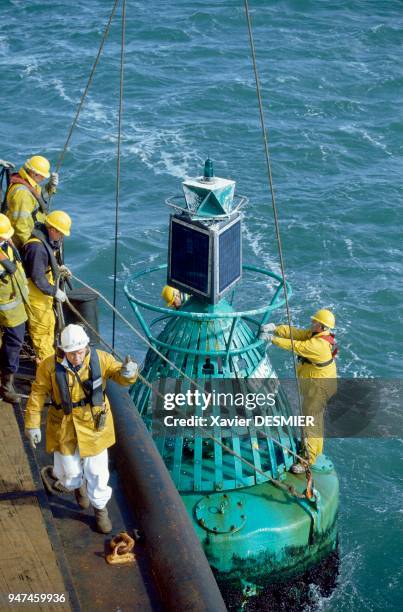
[124,123,204,178]
[339,124,392,155]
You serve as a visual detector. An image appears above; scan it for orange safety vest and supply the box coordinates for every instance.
[7,173,47,210]
[298,333,338,367]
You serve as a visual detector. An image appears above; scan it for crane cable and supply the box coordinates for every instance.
[55,0,120,173]
[47,0,312,497]
[112,0,126,348]
[49,0,304,432]
[243,0,306,455]
[51,0,126,349]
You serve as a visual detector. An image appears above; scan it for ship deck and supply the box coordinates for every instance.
[0,392,160,611]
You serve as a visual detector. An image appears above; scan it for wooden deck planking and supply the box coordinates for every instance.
[0,402,34,494]
[0,400,72,611]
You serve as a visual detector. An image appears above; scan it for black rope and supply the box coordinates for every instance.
[243,1,305,446]
[112,0,126,348]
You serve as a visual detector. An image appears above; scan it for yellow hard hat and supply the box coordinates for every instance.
[161,285,176,307]
[311,309,335,329]
[45,210,72,236]
[0,213,14,240]
[24,155,51,178]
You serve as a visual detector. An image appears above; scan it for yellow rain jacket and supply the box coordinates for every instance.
[272,325,337,464]
[6,167,47,250]
[25,349,138,457]
[0,241,29,328]
[272,325,337,380]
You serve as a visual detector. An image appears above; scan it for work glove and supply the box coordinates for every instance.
[259,322,277,341]
[120,355,138,379]
[55,288,67,302]
[45,172,59,196]
[0,159,15,169]
[58,264,72,279]
[25,428,41,449]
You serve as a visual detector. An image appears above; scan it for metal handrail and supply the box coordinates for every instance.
[124,263,292,358]
[165,193,248,222]
[124,263,291,320]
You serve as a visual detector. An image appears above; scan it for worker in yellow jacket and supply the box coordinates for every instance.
[24,324,138,533]
[22,210,71,362]
[5,155,59,250]
[161,285,183,309]
[263,309,338,472]
[161,285,190,309]
[0,214,29,402]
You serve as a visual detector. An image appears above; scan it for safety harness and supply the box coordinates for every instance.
[29,225,61,280]
[1,171,48,218]
[54,349,104,415]
[0,166,10,212]
[0,241,22,280]
[298,333,338,368]
[0,241,29,309]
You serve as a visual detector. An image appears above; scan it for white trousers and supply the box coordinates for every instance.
[53,448,112,509]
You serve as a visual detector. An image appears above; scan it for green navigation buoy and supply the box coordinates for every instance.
[124,160,339,591]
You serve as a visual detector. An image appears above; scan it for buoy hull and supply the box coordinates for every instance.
[181,465,339,586]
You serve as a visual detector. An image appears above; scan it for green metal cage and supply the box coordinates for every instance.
[124,263,301,493]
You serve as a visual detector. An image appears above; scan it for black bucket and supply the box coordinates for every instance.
[63,287,100,345]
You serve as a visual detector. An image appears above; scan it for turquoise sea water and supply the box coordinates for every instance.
[1,1,402,610]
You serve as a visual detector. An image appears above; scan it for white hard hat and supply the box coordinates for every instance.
[59,324,90,352]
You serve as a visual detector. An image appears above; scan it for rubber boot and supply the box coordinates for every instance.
[0,373,20,403]
[94,506,112,534]
[74,484,90,509]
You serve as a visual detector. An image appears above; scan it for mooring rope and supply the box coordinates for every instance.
[243,0,306,452]
[72,274,201,388]
[65,295,166,403]
[67,274,311,499]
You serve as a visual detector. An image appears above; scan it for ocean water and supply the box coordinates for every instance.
[0,1,402,610]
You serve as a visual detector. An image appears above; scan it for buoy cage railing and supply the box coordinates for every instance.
[124,264,292,359]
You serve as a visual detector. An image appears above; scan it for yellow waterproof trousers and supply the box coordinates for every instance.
[301,379,335,465]
[26,280,56,361]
